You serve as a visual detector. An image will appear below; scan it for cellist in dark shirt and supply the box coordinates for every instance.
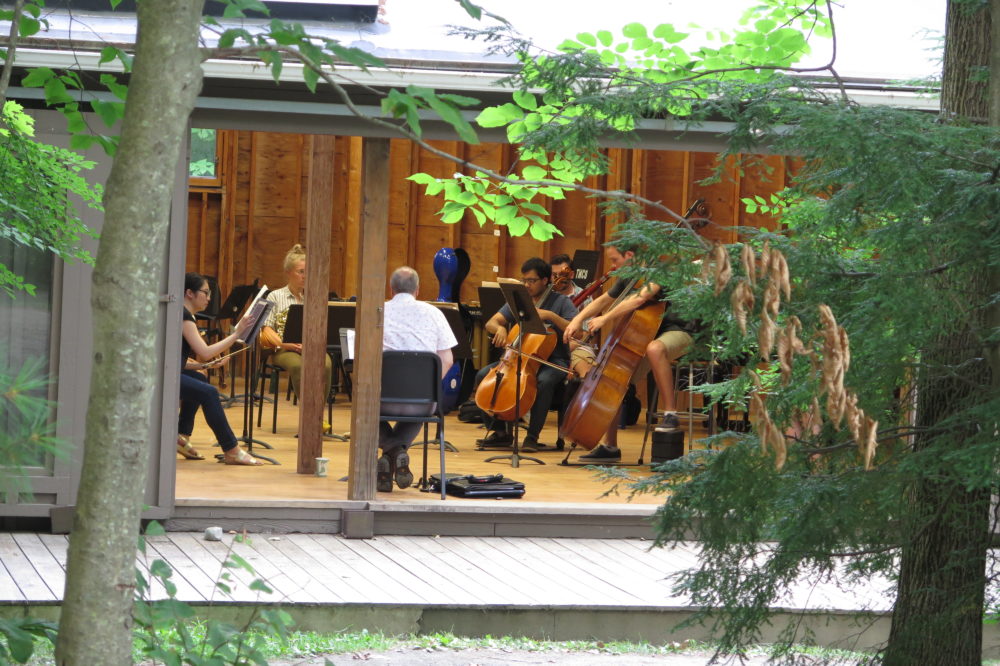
[475,257,578,452]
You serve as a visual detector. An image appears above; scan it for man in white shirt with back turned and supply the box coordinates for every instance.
[378,266,458,493]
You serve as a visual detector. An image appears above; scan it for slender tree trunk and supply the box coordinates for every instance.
[55,1,205,663]
[884,2,995,663]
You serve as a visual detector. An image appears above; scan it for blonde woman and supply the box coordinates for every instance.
[259,244,332,404]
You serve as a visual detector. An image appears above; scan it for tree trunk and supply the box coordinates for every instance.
[884,2,995,664]
[884,323,991,664]
[55,1,205,664]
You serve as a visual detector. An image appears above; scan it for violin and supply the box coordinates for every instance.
[572,271,612,308]
[474,274,571,421]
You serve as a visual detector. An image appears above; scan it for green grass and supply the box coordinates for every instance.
[12,628,957,665]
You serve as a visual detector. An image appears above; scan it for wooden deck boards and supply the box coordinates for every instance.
[0,532,892,615]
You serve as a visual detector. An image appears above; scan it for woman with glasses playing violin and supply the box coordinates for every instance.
[474,257,579,452]
[178,272,262,465]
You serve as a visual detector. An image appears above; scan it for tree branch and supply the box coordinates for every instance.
[0,0,26,108]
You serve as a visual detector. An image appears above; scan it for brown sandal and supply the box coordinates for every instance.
[177,435,205,460]
[223,447,263,466]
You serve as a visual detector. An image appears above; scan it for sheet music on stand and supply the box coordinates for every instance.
[341,328,355,361]
[239,298,273,347]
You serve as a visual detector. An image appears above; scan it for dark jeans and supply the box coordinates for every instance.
[378,421,424,453]
[179,370,237,452]
[474,361,565,440]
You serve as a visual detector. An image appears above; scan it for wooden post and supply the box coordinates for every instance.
[347,137,389,500]
[297,135,336,473]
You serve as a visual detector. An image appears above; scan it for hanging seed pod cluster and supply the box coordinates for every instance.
[704,241,878,470]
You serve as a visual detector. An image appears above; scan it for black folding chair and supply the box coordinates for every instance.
[379,350,448,499]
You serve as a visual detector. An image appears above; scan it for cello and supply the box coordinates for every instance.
[474,275,571,421]
[559,279,665,451]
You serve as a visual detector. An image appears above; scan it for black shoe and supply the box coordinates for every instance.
[477,430,513,448]
[376,454,393,492]
[580,444,621,461]
[520,435,539,453]
[655,412,680,432]
[394,449,413,489]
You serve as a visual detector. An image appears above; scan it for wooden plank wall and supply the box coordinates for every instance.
[186,130,792,302]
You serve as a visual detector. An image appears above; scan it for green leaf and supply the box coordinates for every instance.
[421,94,479,144]
[521,165,547,181]
[249,579,273,594]
[302,65,319,92]
[328,42,387,70]
[470,207,486,225]
[507,216,530,236]
[91,100,123,128]
[407,173,437,185]
[0,622,35,663]
[513,90,537,111]
[495,205,517,226]
[228,552,255,574]
[596,30,613,47]
[476,103,522,128]
[18,17,40,37]
[755,18,777,33]
[577,32,597,47]
[557,39,584,53]
[20,67,54,88]
[652,24,689,44]
[455,0,482,20]
[145,521,166,537]
[622,22,647,39]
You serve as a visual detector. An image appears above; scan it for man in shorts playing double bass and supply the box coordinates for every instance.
[563,244,691,461]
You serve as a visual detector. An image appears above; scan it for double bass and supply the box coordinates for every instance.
[559,278,664,451]
[560,200,706,451]
[474,275,570,421]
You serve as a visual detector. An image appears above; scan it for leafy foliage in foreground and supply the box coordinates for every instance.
[0,102,101,297]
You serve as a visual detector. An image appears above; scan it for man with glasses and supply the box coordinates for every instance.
[475,257,578,452]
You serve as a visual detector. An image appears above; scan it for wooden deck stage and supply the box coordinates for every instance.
[170,375,717,536]
[0,530,905,652]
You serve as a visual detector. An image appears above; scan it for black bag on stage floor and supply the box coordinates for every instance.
[430,473,525,498]
[457,399,486,423]
[651,428,685,463]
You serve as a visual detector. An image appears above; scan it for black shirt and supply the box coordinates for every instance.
[605,278,691,335]
[181,308,196,368]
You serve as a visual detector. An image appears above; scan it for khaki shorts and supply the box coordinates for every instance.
[570,344,596,371]
[651,329,692,361]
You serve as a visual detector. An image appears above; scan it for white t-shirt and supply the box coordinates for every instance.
[382,293,458,353]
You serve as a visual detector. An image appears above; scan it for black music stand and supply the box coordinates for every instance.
[570,250,600,289]
[218,300,279,465]
[284,303,353,441]
[478,284,507,365]
[483,281,546,468]
[217,283,262,407]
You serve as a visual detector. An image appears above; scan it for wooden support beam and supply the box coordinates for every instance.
[297,135,336,474]
[348,137,390,501]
